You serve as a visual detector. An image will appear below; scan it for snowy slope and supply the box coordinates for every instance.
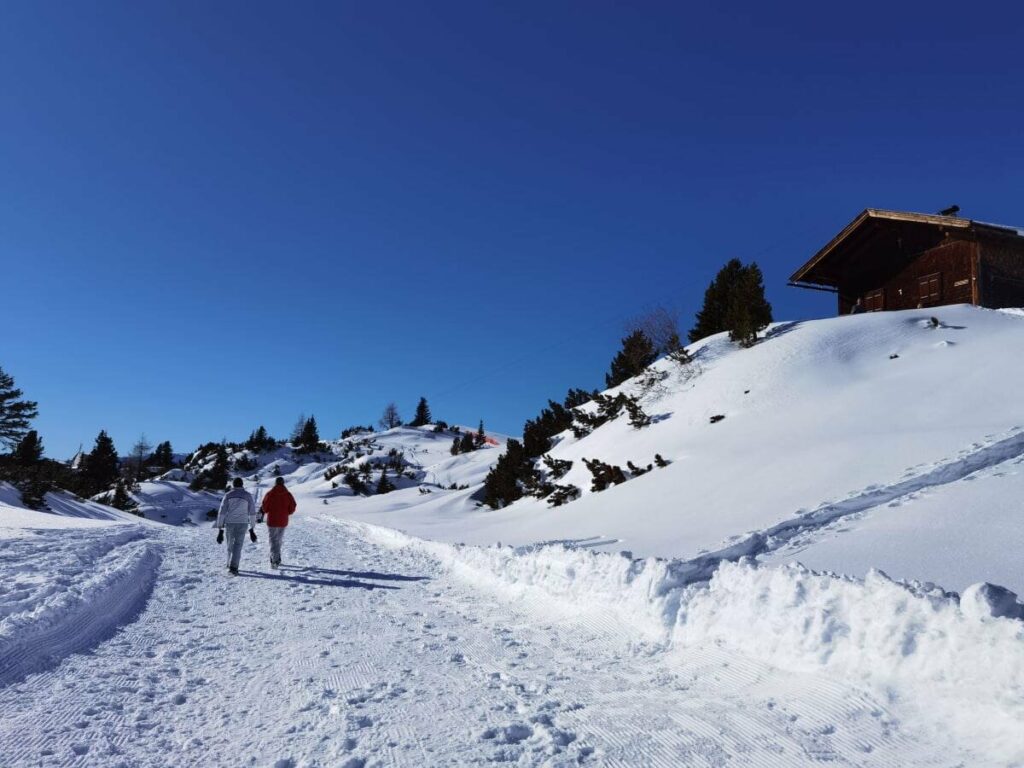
[330,306,1024,594]
[4,303,1024,767]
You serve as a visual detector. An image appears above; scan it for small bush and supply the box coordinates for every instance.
[547,484,581,507]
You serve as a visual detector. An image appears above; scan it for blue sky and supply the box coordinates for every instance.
[2,1,1023,458]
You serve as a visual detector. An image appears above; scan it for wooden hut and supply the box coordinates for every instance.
[789,209,1024,314]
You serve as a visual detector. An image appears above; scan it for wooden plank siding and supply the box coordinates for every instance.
[978,237,1024,308]
[838,240,975,314]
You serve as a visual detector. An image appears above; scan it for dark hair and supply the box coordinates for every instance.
[275,477,285,486]
[232,477,243,488]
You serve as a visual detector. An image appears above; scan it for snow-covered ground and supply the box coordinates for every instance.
[318,306,1024,595]
[2,507,1015,766]
[3,305,1024,765]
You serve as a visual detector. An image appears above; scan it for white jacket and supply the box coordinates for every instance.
[216,487,256,528]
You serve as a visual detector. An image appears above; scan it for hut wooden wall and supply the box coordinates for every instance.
[838,239,975,314]
[979,237,1024,308]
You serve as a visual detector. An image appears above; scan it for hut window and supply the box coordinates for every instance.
[864,288,885,312]
[918,272,941,304]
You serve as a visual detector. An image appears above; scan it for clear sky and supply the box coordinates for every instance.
[3,1,1023,459]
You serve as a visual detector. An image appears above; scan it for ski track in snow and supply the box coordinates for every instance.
[0,527,162,687]
[0,514,975,768]
[692,427,1024,578]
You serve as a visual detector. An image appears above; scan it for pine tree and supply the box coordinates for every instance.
[246,426,273,453]
[376,466,395,495]
[207,444,230,490]
[563,388,596,410]
[150,441,174,468]
[0,367,39,450]
[725,262,773,347]
[605,331,657,388]
[13,430,43,464]
[482,439,533,509]
[459,432,475,453]
[690,258,745,343]
[475,420,486,448]
[450,436,461,456]
[9,430,48,509]
[297,416,321,453]
[80,430,120,496]
[109,479,138,513]
[690,259,772,345]
[483,440,519,508]
[410,397,432,427]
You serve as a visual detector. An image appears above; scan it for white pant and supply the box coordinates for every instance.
[268,526,286,564]
[224,523,248,569]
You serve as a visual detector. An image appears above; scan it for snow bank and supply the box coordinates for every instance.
[677,561,1024,761]
[364,523,690,640]
[361,523,1024,763]
[0,529,162,686]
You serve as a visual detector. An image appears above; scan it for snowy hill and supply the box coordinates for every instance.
[0,482,145,528]
[334,305,1024,592]
[3,306,1023,766]
[126,424,506,526]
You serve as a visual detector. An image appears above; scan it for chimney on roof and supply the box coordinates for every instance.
[938,204,960,217]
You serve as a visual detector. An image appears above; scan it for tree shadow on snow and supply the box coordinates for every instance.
[280,565,429,583]
[236,570,399,590]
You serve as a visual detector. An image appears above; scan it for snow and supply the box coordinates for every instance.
[0,511,1003,766]
[0,483,141,532]
[325,307,1024,598]
[3,305,1024,764]
[362,522,1024,763]
[764,451,1024,593]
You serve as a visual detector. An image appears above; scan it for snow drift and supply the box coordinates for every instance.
[0,527,161,686]
[362,522,1024,763]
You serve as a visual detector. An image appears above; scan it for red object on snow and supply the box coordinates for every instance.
[261,485,297,527]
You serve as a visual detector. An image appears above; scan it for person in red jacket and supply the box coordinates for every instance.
[260,477,297,568]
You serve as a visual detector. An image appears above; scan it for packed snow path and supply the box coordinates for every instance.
[0,514,983,767]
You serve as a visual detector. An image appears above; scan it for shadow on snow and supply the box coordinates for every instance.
[281,565,430,583]
[236,570,400,590]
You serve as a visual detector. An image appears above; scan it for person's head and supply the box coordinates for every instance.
[232,477,243,488]
[275,477,285,487]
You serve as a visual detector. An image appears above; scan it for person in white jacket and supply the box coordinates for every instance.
[216,477,257,575]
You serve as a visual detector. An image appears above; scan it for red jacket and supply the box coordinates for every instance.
[261,485,296,527]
